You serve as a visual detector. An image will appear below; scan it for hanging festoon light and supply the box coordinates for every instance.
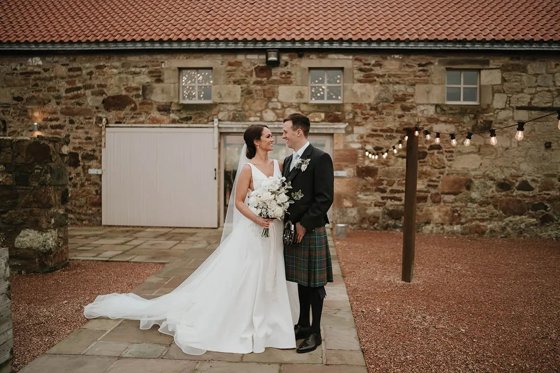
[515,121,525,141]
[463,132,473,146]
[382,150,388,159]
[450,133,457,147]
[414,127,420,136]
[434,132,441,144]
[398,139,403,149]
[423,130,431,141]
[392,145,398,154]
[556,111,560,130]
[489,128,498,146]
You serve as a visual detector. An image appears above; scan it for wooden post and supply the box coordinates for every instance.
[402,128,418,282]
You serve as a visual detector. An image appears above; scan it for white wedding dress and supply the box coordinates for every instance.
[84,160,296,355]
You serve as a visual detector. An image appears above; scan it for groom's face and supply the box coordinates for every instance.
[282,120,299,150]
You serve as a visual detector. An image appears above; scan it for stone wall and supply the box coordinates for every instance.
[0,248,11,373]
[0,136,69,273]
[0,51,558,238]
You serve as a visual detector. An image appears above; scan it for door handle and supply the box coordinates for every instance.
[214,168,217,180]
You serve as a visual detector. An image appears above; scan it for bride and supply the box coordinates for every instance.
[84,124,296,355]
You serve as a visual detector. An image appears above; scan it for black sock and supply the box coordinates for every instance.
[297,284,311,327]
[310,286,325,334]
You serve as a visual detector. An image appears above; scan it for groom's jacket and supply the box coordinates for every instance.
[282,144,334,231]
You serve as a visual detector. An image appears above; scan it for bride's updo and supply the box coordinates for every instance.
[243,124,268,159]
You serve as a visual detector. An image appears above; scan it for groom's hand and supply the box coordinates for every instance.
[295,222,306,243]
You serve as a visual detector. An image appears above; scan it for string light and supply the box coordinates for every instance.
[450,133,457,147]
[515,121,525,141]
[463,132,473,146]
[361,109,557,163]
[489,128,498,146]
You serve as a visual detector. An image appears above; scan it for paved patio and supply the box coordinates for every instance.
[20,226,367,373]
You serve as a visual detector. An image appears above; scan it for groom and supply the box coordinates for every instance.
[282,113,334,353]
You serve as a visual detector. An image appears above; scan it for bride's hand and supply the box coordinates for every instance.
[256,217,272,228]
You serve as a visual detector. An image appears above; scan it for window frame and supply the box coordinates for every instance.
[445,69,480,105]
[308,68,344,104]
[179,68,213,104]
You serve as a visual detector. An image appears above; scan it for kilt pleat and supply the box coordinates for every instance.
[284,227,333,287]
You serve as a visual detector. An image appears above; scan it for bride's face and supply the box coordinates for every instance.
[256,127,274,152]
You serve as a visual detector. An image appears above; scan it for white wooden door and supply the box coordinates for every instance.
[102,127,218,227]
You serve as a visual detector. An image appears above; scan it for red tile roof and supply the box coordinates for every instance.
[0,0,559,44]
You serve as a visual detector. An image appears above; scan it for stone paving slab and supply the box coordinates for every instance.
[22,226,367,373]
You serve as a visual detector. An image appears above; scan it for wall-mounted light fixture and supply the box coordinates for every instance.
[266,49,280,66]
[31,122,43,137]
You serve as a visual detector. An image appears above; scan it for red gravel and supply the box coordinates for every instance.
[10,260,163,372]
[335,230,560,373]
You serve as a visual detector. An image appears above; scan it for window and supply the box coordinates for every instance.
[180,68,213,103]
[309,69,343,103]
[446,70,479,104]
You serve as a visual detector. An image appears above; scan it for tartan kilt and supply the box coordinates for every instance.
[284,226,333,287]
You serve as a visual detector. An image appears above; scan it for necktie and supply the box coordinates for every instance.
[290,153,299,171]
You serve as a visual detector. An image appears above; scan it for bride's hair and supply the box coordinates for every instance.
[243,124,268,159]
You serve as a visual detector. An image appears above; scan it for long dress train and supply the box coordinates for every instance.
[84,160,296,355]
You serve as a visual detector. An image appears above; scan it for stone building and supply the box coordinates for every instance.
[0,0,559,238]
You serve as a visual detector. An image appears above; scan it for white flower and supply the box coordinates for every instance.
[294,158,311,172]
[246,175,302,237]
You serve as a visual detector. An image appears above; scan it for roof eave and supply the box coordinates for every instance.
[1,40,560,52]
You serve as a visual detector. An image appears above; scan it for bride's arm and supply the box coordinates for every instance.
[235,165,271,229]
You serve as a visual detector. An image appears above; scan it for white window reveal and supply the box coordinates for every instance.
[309,68,343,103]
[446,70,479,104]
[180,68,213,103]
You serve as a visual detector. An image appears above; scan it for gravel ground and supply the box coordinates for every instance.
[10,260,163,372]
[335,230,560,373]
[9,232,560,372]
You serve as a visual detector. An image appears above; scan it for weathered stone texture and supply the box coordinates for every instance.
[0,52,558,238]
[0,248,12,373]
[0,137,69,273]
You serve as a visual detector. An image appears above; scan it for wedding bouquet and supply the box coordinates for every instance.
[247,176,295,237]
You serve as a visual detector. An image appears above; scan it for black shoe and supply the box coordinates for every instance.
[296,332,322,353]
[294,324,311,340]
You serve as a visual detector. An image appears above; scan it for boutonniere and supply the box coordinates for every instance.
[294,158,311,172]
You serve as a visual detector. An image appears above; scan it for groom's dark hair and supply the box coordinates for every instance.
[244,124,268,159]
[284,113,310,137]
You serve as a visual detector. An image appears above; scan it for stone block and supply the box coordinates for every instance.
[345,84,376,103]
[214,85,241,103]
[440,175,472,194]
[481,69,501,84]
[278,86,307,103]
[415,84,445,104]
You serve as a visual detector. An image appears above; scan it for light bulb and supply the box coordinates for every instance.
[435,132,441,144]
[414,127,420,136]
[515,121,525,142]
[450,134,457,147]
[423,130,431,141]
[404,135,408,141]
[463,132,473,146]
[557,119,560,130]
[382,151,388,159]
[392,146,398,154]
[489,129,497,146]
[398,140,403,149]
